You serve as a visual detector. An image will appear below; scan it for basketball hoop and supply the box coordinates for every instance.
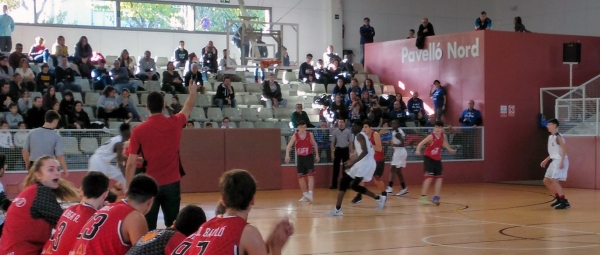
[260,60,281,68]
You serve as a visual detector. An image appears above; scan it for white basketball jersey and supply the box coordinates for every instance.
[547,133,567,160]
[354,132,374,161]
[392,128,405,146]
[94,135,123,161]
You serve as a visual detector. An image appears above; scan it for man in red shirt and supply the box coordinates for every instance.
[126,81,198,230]
[69,174,159,255]
[42,171,110,255]
[172,169,294,255]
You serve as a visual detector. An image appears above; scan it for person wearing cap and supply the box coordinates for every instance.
[92,59,111,90]
[34,63,54,92]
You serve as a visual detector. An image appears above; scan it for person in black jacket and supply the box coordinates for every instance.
[184,63,205,94]
[55,57,81,93]
[359,17,375,65]
[416,18,435,49]
[68,101,91,129]
[173,41,188,68]
[25,96,45,128]
[201,41,218,73]
[35,64,54,92]
[262,73,287,109]
[213,76,236,110]
[298,54,315,82]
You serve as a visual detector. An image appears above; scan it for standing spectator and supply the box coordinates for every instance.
[459,100,482,127]
[221,117,235,129]
[41,85,57,111]
[22,110,69,173]
[125,83,198,230]
[475,11,492,30]
[51,101,67,129]
[201,40,218,73]
[0,5,14,53]
[173,40,188,68]
[8,43,29,70]
[55,57,81,93]
[416,18,435,49]
[28,37,45,63]
[429,79,446,121]
[25,96,44,128]
[68,101,90,129]
[0,56,13,82]
[136,51,159,81]
[291,104,315,128]
[217,49,242,82]
[262,73,286,109]
[458,100,482,159]
[299,54,315,82]
[0,82,13,112]
[15,58,35,91]
[35,63,54,92]
[330,94,348,121]
[407,92,424,120]
[407,29,415,39]
[359,17,375,65]
[118,49,135,78]
[329,118,352,189]
[514,16,532,33]
[17,90,31,114]
[59,90,75,116]
[110,60,138,93]
[184,63,205,94]
[97,86,131,122]
[117,88,141,121]
[91,59,110,90]
[313,120,331,163]
[4,103,21,128]
[213,76,236,110]
[162,61,185,94]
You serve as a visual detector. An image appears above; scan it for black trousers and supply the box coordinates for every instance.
[0,37,11,52]
[145,181,181,230]
[331,147,350,188]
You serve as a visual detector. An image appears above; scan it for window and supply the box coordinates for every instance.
[37,0,116,26]
[6,0,35,24]
[119,2,193,30]
[194,6,269,33]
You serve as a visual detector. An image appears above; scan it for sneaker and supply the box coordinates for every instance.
[325,207,344,217]
[431,196,440,206]
[299,194,309,202]
[385,186,393,194]
[550,198,561,207]
[419,196,430,205]
[376,195,387,212]
[351,194,362,204]
[304,192,313,202]
[555,200,570,210]
[395,188,409,197]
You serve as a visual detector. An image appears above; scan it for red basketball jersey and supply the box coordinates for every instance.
[171,215,247,255]
[42,203,97,255]
[370,132,385,162]
[424,132,444,161]
[69,200,136,255]
[295,132,313,156]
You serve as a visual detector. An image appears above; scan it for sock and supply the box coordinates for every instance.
[375,195,380,200]
[308,191,313,194]
[335,205,341,210]
[388,181,393,187]
[381,191,387,196]
[401,182,406,189]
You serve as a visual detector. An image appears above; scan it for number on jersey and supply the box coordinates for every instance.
[78,213,108,240]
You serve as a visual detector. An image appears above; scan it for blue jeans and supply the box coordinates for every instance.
[213,98,237,110]
[114,82,138,93]
[124,105,140,120]
[266,98,287,109]
[57,82,81,93]
[254,65,264,81]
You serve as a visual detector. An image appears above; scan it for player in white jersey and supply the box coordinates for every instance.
[386,119,409,196]
[88,123,131,193]
[540,119,570,210]
[326,121,387,216]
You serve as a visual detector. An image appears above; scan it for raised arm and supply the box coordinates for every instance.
[179,80,198,118]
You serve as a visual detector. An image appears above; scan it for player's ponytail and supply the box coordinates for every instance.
[23,156,79,201]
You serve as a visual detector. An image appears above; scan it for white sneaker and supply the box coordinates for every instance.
[304,192,313,202]
[376,195,387,212]
[385,186,393,194]
[395,188,409,197]
[299,194,309,202]
[325,207,343,217]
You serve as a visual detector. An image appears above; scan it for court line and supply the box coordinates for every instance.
[498,223,600,245]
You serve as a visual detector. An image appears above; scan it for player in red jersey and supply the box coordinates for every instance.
[351,120,387,204]
[172,169,294,255]
[285,120,320,203]
[42,171,110,255]
[0,156,79,255]
[126,204,206,255]
[415,121,456,205]
[68,174,159,255]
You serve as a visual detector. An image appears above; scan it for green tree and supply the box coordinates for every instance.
[195,6,265,33]
[3,0,20,11]
[94,2,184,29]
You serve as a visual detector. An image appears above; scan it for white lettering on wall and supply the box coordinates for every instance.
[401,38,479,63]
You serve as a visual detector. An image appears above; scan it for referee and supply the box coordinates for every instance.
[22,110,68,175]
[330,118,353,189]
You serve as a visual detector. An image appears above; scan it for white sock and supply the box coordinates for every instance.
[308,191,313,194]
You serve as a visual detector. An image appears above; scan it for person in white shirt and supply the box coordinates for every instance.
[541,118,570,210]
[12,121,26,148]
[0,122,13,150]
[88,123,130,193]
[218,49,242,82]
[221,117,235,129]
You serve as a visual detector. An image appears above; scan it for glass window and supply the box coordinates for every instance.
[119,2,193,30]
[6,0,35,24]
[36,0,116,26]
[194,6,269,33]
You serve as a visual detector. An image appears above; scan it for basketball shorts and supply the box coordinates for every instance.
[423,156,443,177]
[346,158,376,182]
[545,158,569,181]
[373,161,385,178]
[88,155,127,187]
[392,147,408,168]
[297,155,315,177]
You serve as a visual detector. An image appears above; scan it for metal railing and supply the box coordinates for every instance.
[553,74,600,135]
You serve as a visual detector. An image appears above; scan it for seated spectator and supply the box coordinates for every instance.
[17,90,31,114]
[407,92,424,120]
[221,117,235,129]
[407,29,415,39]
[35,63,54,92]
[331,78,348,99]
[388,100,407,123]
[42,85,57,111]
[328,59,344,83]
[416,18,435,49]
[13,121,27,147]
[166,95,182,116]
[74,36,95,72]
[77,55,95,79]
[136,50,159,81]
[97,86,131,122]
[458,100,482,159]
[201,40,218,73]
[0,122,14,156]
[323,45,342,65]
[0,56,13,82]
[214,76,236,110]
[359,90,372,116]
[51,35,69,60]
[51,101,68,129]
[8,43,30,70]
[205,122,213,128]
[367,99,383,126]
[459,100,482,128]
[184,63,205,94]
[15,58,35,91]
[25,96,45,128]
[262,73,287,109]
[68,101,90,129]
[117,88,140,121]
[345,91,360,108]
[0,83,13,112]
[348,104,364,121]
[9,73,26,99]
[415,110,428,127]
[59,90,75,116]
[162,61,185,94]
[429,79,446,121]
[28,37,46,63]
[118,49,136,78]
[186,121,194,128]
[362,78,376,98]
[313,120,331,162]
[299,54,315,82]
[330,94,348,121]
[184,52,199,74]
[4,103,21,128]
[290,104,315,128]
[217,49,242,82]
[173,40,188,68]
[348,78,361,94]
[475,11,492,30]
[514,16,531,33]
[91,59,110,90]
[110,60,138,93]
[55,57,81,93]
[314,59,331,86]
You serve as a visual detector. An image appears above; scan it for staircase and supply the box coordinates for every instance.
[554,74,600,135]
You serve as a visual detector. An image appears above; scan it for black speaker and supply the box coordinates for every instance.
[563,42,581,63]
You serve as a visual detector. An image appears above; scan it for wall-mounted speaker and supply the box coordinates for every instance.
[563,42,581,63]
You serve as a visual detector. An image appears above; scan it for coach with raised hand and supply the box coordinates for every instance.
[125,79,197,230]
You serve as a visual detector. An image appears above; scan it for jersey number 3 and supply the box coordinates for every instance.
[51,221,68,251]
[78,213,109,240]
[172,241,210,255]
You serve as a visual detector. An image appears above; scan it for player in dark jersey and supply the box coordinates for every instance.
[126,204,206,255]
[172,169,294,255]
[69,174,159,255]
[42,171,110,255]
[415,121,456,205]
[0,156,79,255]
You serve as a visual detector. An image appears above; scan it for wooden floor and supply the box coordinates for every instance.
[173,183,600,255]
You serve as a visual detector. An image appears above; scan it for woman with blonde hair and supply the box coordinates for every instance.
[0,156,78,255]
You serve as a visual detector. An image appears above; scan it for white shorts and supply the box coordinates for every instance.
[545,158,569,181]
[88,155,127,187]
[392,147,407,168]
[346,158,376,182]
